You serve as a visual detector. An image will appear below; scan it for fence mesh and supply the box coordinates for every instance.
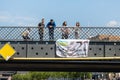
[0,26,120,41]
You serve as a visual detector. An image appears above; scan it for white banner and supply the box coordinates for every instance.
[56,39,90,58]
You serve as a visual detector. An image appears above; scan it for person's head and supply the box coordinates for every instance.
[76,22,80,27]
[50,19,54,23]
[41,18,44,23]
[62,21,67,26]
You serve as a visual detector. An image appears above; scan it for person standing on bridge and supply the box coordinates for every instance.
[61,21,70,39]
[74,22,80,39]
[46,19,56,41]
[38,18,45,41]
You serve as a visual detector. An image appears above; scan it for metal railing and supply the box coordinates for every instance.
[0,26,120,41]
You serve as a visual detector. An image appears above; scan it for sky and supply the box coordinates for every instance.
[0,0,120,27]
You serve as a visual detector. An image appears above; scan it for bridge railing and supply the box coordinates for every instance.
[0,26,120,41]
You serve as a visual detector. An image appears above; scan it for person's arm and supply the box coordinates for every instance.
[61,27,64,32]
[26,30,29,36]
[38,23,41,29]
[53,22,56,28]
[43,24,45,28]
[67,28,70,34]
[46,22,49,28]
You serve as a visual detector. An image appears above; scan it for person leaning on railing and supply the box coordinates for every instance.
[22,27,31,41]
[46,19,56,41]
[38,18,45,41]
[61,21,70,39]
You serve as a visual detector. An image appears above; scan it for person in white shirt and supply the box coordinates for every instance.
[61,21,70,39]
[74,22,80,39]
[22,27,31,41]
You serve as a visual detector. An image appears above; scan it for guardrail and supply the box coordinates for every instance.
[0,40,119,58]
[0,27,120,41]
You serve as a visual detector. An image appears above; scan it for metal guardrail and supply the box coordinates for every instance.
[0,27,120,41]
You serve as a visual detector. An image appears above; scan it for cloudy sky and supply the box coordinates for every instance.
[0,0,120,27]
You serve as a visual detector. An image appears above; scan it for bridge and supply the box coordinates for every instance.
[0,27,120,72]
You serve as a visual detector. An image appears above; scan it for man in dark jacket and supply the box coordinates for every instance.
[46,19,56,41]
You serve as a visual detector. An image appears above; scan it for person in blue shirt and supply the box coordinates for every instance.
[46,19,56,41]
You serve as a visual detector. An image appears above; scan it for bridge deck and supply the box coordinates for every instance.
[0,40,119,72]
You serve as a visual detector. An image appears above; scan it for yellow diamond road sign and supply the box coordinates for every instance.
[0,43,16,61]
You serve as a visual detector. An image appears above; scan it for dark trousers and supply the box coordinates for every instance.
[22,36,30,41]
[39,32,43,41]
[49,29,54,41]
[62,33,68,39]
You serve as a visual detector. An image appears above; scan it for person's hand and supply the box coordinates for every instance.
[49,26,52,28]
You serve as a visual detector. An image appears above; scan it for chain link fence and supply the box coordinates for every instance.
[0,26,120,41]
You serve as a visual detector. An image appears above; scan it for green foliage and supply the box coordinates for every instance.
[12,72,92,80]
[12,73,31,80]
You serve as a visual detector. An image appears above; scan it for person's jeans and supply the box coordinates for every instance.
[39,32,44,41]
[62,33,68,39]
[49,29,54,41]
[22,36,30,41]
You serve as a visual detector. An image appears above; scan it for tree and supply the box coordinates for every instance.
[12,72,92,80]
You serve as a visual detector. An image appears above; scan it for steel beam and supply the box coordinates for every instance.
[0,58,120,72]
